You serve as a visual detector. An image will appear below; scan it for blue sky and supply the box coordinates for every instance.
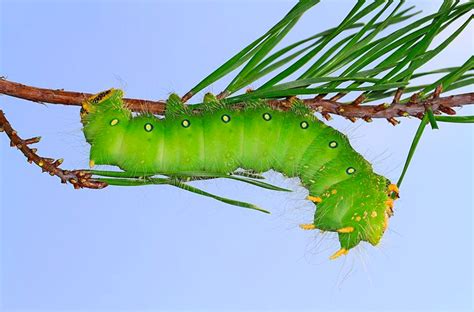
[1,1,473,311]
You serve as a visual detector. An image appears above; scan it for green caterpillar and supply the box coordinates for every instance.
[82,89,398,260]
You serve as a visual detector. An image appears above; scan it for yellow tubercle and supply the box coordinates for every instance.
[388,183,400,195]
[307,195,322,203]
[383,212,389,232]
[337,226,354,233]
[299,224,317,231]
[89,160,95,168]
[329,248,348,260]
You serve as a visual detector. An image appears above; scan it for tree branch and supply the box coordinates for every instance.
[0,78,166,113]
[1,78,472,121]
[0,109,107,189]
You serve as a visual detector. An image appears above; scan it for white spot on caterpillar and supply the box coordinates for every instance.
[144,123,154,132]
[182,119,191,128]
[221,115,231,123]
[262,113,272,121]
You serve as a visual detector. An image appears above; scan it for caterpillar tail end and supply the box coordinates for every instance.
[329,248,349,260]
[81,89,123,115]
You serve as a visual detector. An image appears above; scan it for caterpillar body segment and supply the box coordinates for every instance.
[82,89,396,259]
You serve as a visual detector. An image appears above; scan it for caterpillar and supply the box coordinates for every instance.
[81,89,399,260]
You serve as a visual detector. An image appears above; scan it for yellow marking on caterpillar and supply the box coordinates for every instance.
[299,224,317,230]
[89,160,95,168]
[221,115,230,122]
[337,227,354,233]
[383,212,389,232]
[80,109,88,120]
[355,216,361,222]
[89,89,114,104]
[307,196,322,203]
[371,211,378,218]
[144,123,154,132]
[182,119,191,128]
[329,248,348,260]
[331,189,337,195]
[388,184,400,195]
[82,101,93,113]
[385,198,395,216]
[82,89,118,114]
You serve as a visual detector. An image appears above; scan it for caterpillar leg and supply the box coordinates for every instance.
[300,220,357,259]
[329,248,349,260]
[332,231,362,260]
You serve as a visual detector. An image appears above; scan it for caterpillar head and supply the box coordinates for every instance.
[311,162,397,257]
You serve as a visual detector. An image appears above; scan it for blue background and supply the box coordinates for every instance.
[1,1,472,311]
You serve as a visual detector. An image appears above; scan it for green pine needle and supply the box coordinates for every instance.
[96,1,474,209]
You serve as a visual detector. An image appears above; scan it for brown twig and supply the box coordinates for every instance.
[0,79,166,113]
[314,93,327,101]
[329,92,347,102]
[1,78,473,119]
[295,93,474,119]
[0,109,107,189]
[392,88,404,104]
